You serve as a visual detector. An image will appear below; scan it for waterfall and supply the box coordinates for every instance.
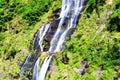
[20,0,87,80]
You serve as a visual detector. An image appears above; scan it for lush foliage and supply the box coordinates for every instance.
[0,0,120,80]
[46,0,120,80]
[0,0,61,79]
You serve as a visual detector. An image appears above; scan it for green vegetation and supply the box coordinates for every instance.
[0,0,120,80]
[46,0,120,80]
[0,0,61,79]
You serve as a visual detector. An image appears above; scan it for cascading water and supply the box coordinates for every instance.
[20,0,87,80]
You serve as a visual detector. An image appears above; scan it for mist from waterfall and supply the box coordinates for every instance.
[20,0,87,80]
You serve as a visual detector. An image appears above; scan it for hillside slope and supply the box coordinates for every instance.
[0,0,61,79]
[46,0,120,80]
[0,0,120,80]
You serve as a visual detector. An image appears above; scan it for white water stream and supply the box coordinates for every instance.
[20,0,87,80]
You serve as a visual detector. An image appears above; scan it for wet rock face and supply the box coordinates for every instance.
[52,8,61,19]
[20,53,39,80]
[33,19,60,51]
[42,17,69,42]
[33,17,75,52]
[33,31,41,51]
[41,19,61,51]
[44,19,60,42]
[32,7,61,51]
